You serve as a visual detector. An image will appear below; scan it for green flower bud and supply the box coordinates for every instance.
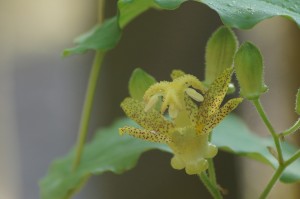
[129,68,156,100]
[296,89,300,115]
[234,42,268,100]
[205,26,238,85]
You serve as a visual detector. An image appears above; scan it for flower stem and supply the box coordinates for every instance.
[208,159,217,185]
[252,99,284,165]
[207,133,217,185]
[199,172,223,199]
[259,165,285,199]
[259,149,300,199]
[72,51,104,171]
[285,149,300,167]
[252,99,300,198]
[281,118,300,137]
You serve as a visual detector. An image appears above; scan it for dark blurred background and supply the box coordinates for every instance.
[0,0,299,199]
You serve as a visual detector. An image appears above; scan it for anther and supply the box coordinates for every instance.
[185,88,204,102]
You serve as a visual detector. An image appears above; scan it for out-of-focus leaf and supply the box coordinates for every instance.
[118,0,158,28]
[63,17,121,57]
[64,0,300,56]
[118,0,189,27]
[129,68,157,100]
[212,114,300,183]
[39,118,170,199]
[40,114,300,199]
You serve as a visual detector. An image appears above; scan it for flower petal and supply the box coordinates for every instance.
[119,126,172,143]
[198,68,233,125]
[184,94,198,125]
[121,97,174,134]
[201,98,243,134]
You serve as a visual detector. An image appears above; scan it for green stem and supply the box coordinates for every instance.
[71,0,106,172]
[281,118,300,137]
[208,159,217,185]
[199,172,223,199]
[72,51,104,171]
[207,133,217,185]
[259,149,300,199]
[285,149,300,167]
[259,165,285,199]
[252,99,284,164]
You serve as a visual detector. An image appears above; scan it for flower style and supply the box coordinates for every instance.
[119,68,243,175]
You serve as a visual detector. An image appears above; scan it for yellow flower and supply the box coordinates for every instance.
[120,68,243,175]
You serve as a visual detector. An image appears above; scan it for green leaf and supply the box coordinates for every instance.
[118,0,158,28]
[65,0,300,56]
[212,114,300,183]
[129,68,157,100]
[63,17,122,57]
[205,26,238,85]
[39,118,170,199]
[200,0,300,29]
[116,0,188,28]
[119,0,300,30]
[40,114,300,198]
[155,0,187,9]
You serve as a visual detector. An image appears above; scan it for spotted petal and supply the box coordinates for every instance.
[198,68,233,125]
[184,94,198,125]
[119,126,172,143]
[121,97,174,134]
[202,98,243,134]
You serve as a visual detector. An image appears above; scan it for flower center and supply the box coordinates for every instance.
[143,74,206,119]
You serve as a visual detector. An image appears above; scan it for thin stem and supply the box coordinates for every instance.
[285,149,300,167]
[199,172,223,199]
[207,133,217,185]
[281,118,300,137]
[208,159,217,185]
[252,99,284,164]
[98,0,106,23]
[259,165,285,199]
[72,51,104,171]
[71,0,106,172]
[259,149,300,199]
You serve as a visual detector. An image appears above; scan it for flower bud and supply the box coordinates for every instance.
[129,68,156,100]
[205,26,238,85]
[296,89,300,115]
[234,42,268,100]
